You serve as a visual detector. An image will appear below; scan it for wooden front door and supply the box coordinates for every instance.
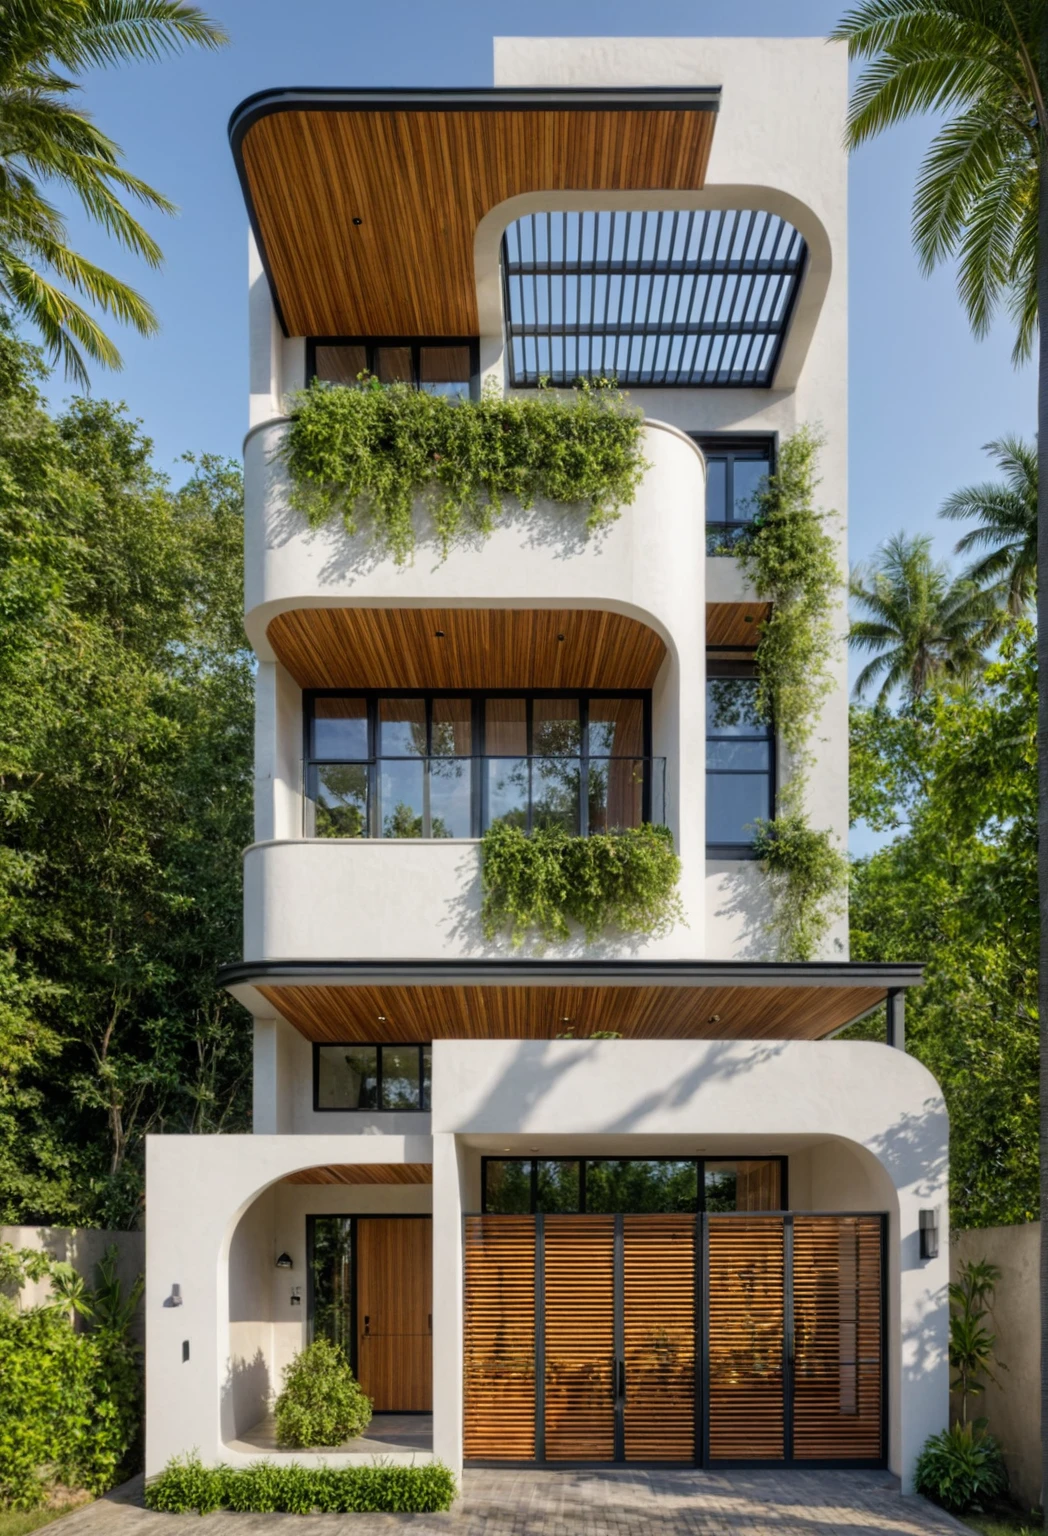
[356,1217,432,1411]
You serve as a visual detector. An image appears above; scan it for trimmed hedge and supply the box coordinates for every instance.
[144,1455,457,1515]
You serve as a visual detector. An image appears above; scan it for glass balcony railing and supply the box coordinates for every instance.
[705,520,755,556]
[302,756,666,839]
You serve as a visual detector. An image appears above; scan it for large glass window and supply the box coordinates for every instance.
[694,436,774,555]
[706,665,773,855]
[310,338,476,400]
[315,1044,432,1112]
[481,1156,785,1213]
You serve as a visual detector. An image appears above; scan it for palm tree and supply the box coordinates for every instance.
[830,4,1048,1506]
[0,0,226,385]
[940,434,1037,614]
[849,532,1000,703]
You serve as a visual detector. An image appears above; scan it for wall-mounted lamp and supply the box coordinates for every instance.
[275,1252,293,1270]
[919,1209,939,1261]
[290,1286,302,1306]
[167,1283,183,1308]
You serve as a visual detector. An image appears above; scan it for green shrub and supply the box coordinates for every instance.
[144,1455,457,1515]
[273,1339,371,1449]
[915,1422,1009,1514]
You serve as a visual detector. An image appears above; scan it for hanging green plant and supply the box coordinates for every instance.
[480,821,683,947]
[279,377,647,565]
[735,427,848,960]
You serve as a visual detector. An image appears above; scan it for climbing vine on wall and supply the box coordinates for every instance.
[735,427,847,960]
[280,378,647,565]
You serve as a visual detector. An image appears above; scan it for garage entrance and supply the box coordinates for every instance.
[463,1212,885,1466]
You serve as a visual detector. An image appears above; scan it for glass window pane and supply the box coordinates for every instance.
[705,457,728,519]
[732,456,770,521]
[707,774,770,846]
[704,1160,782,1212]
[432,697,472,756]
[585,1159,697,1214]
[310,1217,353,1352]
[533,698,580,757]
[589,758,644,832]
[419,345,471,400]
[314,345,367,385]
[486,758,528,830]
[379,758,425,837]
[484,698,527,756]
[532,758,581,833]
[375,345,414,384]
[314,764,368,838]
[379,697,426,756]
[484,1160,532,1214]
[380,1045,421,1110]
[537,1160,581,1213]
[707,740,771,771]
[588,698,644,757]
[313,697,368,759]
[429,758,471,837]
[421,1045,431,1110]
[317,1044,378,1109]
[707,676,765,735]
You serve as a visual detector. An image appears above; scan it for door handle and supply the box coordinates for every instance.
[364,1314,370,1336]
[428,1314,432,1334]
[615,1359,627,1402]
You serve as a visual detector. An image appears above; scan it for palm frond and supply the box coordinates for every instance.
[0,248,124,385]
[56,0,227,68]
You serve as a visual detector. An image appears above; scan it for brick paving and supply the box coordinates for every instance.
[52,1466,975,1534]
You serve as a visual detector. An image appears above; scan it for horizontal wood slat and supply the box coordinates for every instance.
[240,105,717,338]
[708,1216,785,1461]
[624,1215,695,1461]
[792,1216,883,1461]
[268,608,667,692]
[255,982,889,1045]
[544,1216,616,1461]
[464,1216,536,1460]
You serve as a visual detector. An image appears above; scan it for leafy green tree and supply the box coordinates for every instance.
[0,322,252,1226]
[940,435,1037,614]
[849,532,1000,703]
[0,0,226,383]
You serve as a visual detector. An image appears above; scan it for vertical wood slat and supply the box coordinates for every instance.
[463,1216,536,1460]
[544,1215,616,1460]
[356,1218,432,1412]
[707,1216,785,1460]
[792,1216,884,1460]
[623,1215,696,1460]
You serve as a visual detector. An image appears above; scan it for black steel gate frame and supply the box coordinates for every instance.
[464,1209,889,1471]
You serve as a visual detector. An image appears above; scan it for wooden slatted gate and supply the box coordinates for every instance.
[464,1212,885,1466]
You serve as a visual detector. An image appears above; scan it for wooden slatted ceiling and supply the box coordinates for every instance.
[706,602,772,648]
[624,1215,695,1461]
[708,1216,785,1460]
[545,1215,616,1459]
[793,1216,883,1461]
[282,1163,432,1185]
[239,102,717,338]
[463,1216,536,1460]
[267,608,667,692]
[255,982,887,1044]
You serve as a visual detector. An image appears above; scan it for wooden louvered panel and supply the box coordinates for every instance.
[463,1217,535,1460]
[708,1217,785,1460]
[793,1217,883,1460]
[544,1216,615,1460]
[623,1216,695,1461]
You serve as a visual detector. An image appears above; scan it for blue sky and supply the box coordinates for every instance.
[38,0,1036,786]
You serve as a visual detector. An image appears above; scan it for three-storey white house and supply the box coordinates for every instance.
[145,35,949,1492]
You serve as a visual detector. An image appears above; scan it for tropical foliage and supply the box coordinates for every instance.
[915,1422,1010,1515]
[144,1456,457,1516]
[950,1259,1004,1424]
[0,322,253,1229]
[273,1339,371,1449]
[0,0,225,383]
[940,436,1037,614]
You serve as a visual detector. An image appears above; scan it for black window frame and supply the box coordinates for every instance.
[312,1041,432,1113]
[306,336,481,399]
[705,656,775,860]
[693,433,777,556]
[480,1154,789,1214]
[304,687,655,839]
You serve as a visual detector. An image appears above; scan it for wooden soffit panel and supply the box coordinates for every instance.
[283,1163,432,1186]
[231,88,719,337]
[268,608,667,691]
[255,982,888,1046]
[706,602,772,648]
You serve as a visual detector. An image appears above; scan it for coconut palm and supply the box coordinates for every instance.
[940,435,1037,613]
[0,0,226,385]
[849,532,1001,704]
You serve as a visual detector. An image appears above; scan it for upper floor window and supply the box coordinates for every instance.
[307,338,479,400]
[694,435,774,555]
[305,690,660,839]
[706,660,773,856]
[315,1043,432,1112]
[482,1155,785,1214]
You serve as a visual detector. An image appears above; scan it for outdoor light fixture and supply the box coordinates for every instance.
[168,1283,183,1307]
[275,1252,293,1270]
[919,1209,939,1261]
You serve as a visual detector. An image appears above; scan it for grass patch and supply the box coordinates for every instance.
[963,1506,1041,1535]
[0,1509,85,1535]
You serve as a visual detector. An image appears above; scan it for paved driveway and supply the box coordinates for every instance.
[53,1467,974,1534]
